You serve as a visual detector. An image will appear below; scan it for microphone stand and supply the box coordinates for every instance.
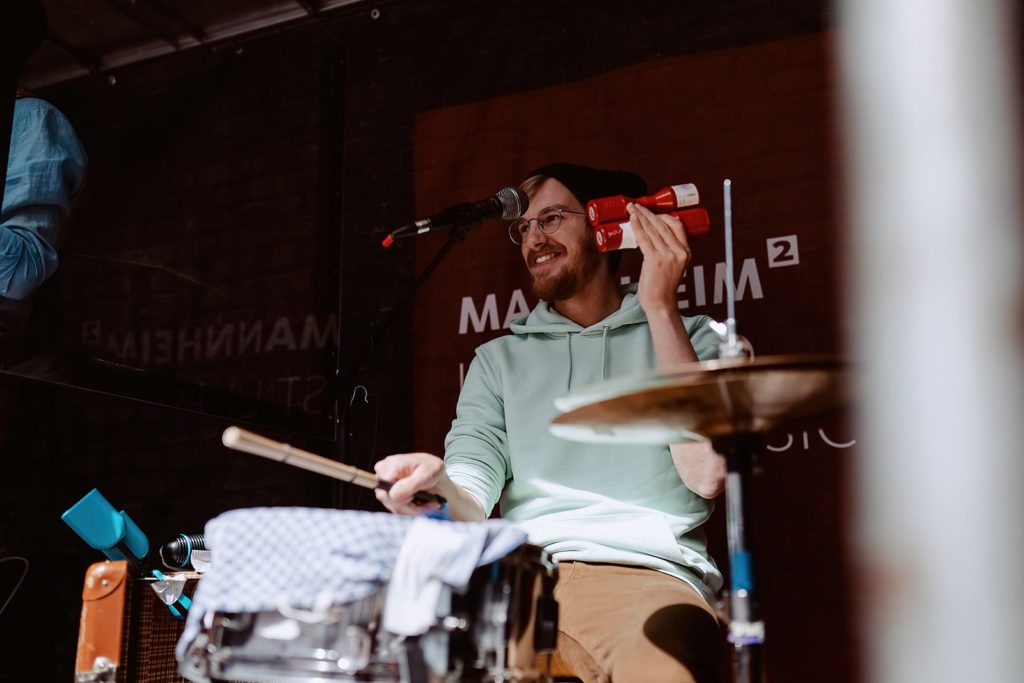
[331,210,483,507]
[342,210,482,391]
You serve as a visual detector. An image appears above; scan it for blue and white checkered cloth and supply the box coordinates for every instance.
[175,507,525,662]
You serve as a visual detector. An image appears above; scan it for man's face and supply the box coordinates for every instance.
[520,178,602,302]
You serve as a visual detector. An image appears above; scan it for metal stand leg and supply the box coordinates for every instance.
[713,433,765,683]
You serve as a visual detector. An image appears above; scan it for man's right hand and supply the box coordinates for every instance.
[373,452,447,515]
[373,452,486,521]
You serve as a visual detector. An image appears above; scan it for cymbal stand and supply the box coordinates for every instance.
[718,179,748,360]
[713,432,765,683]
[715,180,764,680]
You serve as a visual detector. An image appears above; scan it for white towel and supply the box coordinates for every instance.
[383,517,527,636]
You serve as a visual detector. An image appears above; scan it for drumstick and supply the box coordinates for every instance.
[221,426,446,506]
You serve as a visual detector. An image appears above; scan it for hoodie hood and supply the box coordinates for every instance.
[509,284,647,336]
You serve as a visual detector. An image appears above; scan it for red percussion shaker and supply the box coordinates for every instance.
[593,207,710,252]
[586,183,700,225]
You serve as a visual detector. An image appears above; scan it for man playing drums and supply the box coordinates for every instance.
[375,163,725,683]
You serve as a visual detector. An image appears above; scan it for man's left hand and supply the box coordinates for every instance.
[629,202,691,315]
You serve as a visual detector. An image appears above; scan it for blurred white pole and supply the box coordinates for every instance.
[839,1,1024,682]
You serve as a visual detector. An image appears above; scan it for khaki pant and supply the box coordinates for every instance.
[550,562,723,683]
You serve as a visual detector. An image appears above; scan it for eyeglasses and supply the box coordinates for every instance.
[508,208,586,245]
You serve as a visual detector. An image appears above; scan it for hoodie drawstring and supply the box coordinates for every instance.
[565,334,573,389]
[601,326,610,381]
[564,326,611,389]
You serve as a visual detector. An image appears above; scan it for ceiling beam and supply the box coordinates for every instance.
[23,0,365,89]
[293,0,321,16]
[44,32,101,74]
[135,0,207,44]
[103,0,183,48]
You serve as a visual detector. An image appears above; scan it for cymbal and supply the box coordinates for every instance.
[550,354,848,444]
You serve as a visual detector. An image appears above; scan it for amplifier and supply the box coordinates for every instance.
[75,560,196,683]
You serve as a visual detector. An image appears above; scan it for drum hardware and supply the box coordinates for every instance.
[550,231,843,674]
[441,615,470,631]
[551,355,848,682]
[221,426,447,507]
[718,179,747,361]
[180,530,557,683]
[550,180,849,683]
[551,354,847,442]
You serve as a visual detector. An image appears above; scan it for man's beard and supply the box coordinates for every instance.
[530,232,603,302]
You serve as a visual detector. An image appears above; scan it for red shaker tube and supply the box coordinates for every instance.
[586,183,700,225]
[593,207,710,252]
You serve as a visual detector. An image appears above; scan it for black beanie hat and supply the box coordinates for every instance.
[528,162,648,207]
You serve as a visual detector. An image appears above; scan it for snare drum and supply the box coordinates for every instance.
[180,544,557,683]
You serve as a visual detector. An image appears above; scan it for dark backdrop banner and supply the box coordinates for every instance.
[408,32,857,679]
[0,1,857,679]
[411,33,844,452]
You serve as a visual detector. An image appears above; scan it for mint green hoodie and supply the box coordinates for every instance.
[444,286,724,601]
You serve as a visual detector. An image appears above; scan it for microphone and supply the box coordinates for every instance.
[159,533,207,570]
[382,186,529,247]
